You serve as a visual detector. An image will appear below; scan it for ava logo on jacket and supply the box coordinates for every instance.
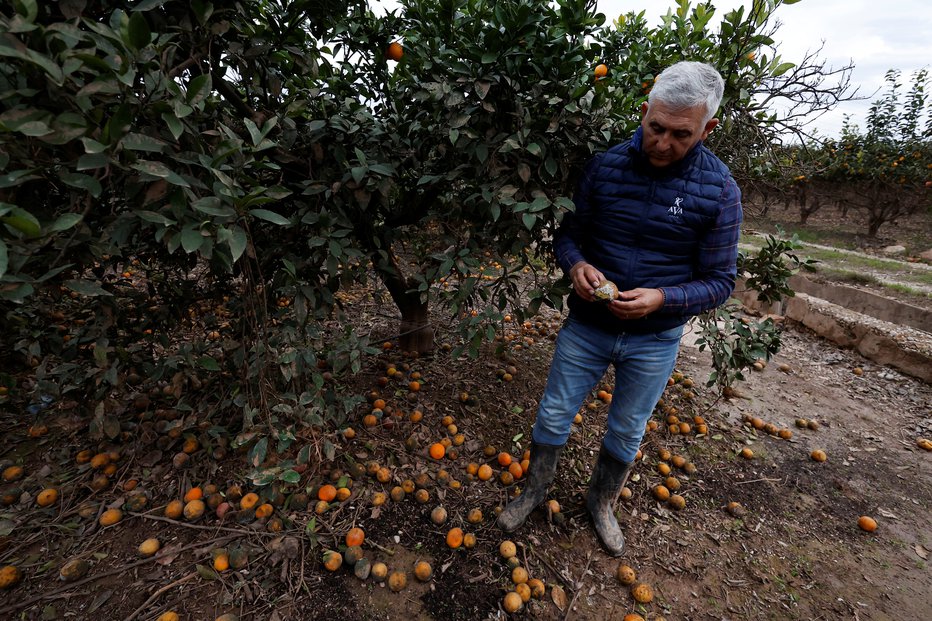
[667,196,684,218]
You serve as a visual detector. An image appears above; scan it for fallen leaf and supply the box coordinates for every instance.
[551,584,567,611]
[916,544,929,560]
[156,543,183,565]
[877,508,900,519]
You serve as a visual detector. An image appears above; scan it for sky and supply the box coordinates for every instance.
[373,0,932,139]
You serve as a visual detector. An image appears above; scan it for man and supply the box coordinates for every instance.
[496,61,742,556]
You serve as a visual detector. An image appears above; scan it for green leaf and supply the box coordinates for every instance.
[135,0,169,10]
[249,437,268,468]
[198,356,220,371]
[64,279,112,297]
[195,564,217,581]
[126,11,151,49]
[192,197,235,217]
[0,239,7,280]
[162,112,183,141]
[772,62,795,78]
[59,172,102,197]
[250,209,290,226]
[280,469,301,484]
[121,132,166,152]
[47,213,83,233]
[14,0,38,22]
[186,74,212,106]
[0,43,64,85]
[180,226,204,253]
[1,206,40,237]
[135,210,176,226]
[228,225,247,261]
[522,213,536,230]
[76,153,109,170]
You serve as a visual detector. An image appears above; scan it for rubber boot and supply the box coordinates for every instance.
[586,445,634,557]
[496,442,564,532]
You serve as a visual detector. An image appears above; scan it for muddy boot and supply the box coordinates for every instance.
[586,445,634,556]
[496,442,564,532]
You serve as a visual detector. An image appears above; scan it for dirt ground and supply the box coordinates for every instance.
[2,286,930,620]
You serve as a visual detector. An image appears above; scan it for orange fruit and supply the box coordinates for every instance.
[183,499,205,520]
[37,488,59,507]
[240,492,259,510]
[503,591,523,613]
[156,613,179,621]
[668,494,686,510]
[858,516,877,532]
[371,562,389,581]
[138,538,161,557]
[652,485,670,501]
[499,540,517,559]
[322,550,342,572]
[477,464,493,481]
[616,564,636,585]
[631,582,654,603]
[463,532,477,549]
[164,499,184,519]
[623,615,645,621]
[318,484,337,502]
[657,462,672,476]
[467,508,483,524]
[99,508,123,526]
[515,582,531,602]
[2,466,23,482]
[346,527,365,547]
[413,561,432,581]
[431,506,448,525]
[373,398,386,410]
[0,565,23,589]
[183,487,203,503]
[740,447,754,460]
[497,452,512,467]
[511,566,529,584]
[212,550,230,572]
[811,449,827,462]
[429,443,446,460]
[386,41,403,62]
[918,438,932,451]
[508,461,524,480]
[594,63,608,79]
[254,503,273,519]
[446,527,464,549]
[388,571,407,592]
[527,577,545,598]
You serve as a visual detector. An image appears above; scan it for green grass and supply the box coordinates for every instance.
[819,268,932,299]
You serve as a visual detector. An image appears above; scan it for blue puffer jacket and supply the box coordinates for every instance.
[554,126,742,335]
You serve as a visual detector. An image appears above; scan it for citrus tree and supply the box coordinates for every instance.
[819,69,932,236]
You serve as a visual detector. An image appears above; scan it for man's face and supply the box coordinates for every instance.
[639,101,718,167]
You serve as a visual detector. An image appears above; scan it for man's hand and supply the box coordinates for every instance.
[569,261,605,302]
[608,288,664,320]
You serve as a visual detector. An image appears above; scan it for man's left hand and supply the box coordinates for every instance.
[608,288,664,320]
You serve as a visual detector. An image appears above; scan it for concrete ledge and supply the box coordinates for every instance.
[735,287,932,383]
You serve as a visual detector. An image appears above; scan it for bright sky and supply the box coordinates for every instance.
[373,1,932,138]
[600,0,932,138]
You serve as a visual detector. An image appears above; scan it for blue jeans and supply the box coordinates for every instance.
[531,317,683,463]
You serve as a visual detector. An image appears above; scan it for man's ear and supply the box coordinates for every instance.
[701,117,719,140]
[640,102,649,117]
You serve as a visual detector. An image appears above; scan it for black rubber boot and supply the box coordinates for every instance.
[586,445,634,557]
[496,442,564,532]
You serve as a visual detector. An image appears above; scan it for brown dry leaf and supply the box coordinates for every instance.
[915,544,929,560]
[551,584,567,611]
[155,543,183,565]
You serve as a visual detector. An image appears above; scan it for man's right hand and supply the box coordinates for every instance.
[568,261,605,303]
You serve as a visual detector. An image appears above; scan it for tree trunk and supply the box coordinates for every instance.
[375,251,435,354]
[397,295,434,354]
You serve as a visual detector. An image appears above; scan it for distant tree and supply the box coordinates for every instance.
[821,69,931,236]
